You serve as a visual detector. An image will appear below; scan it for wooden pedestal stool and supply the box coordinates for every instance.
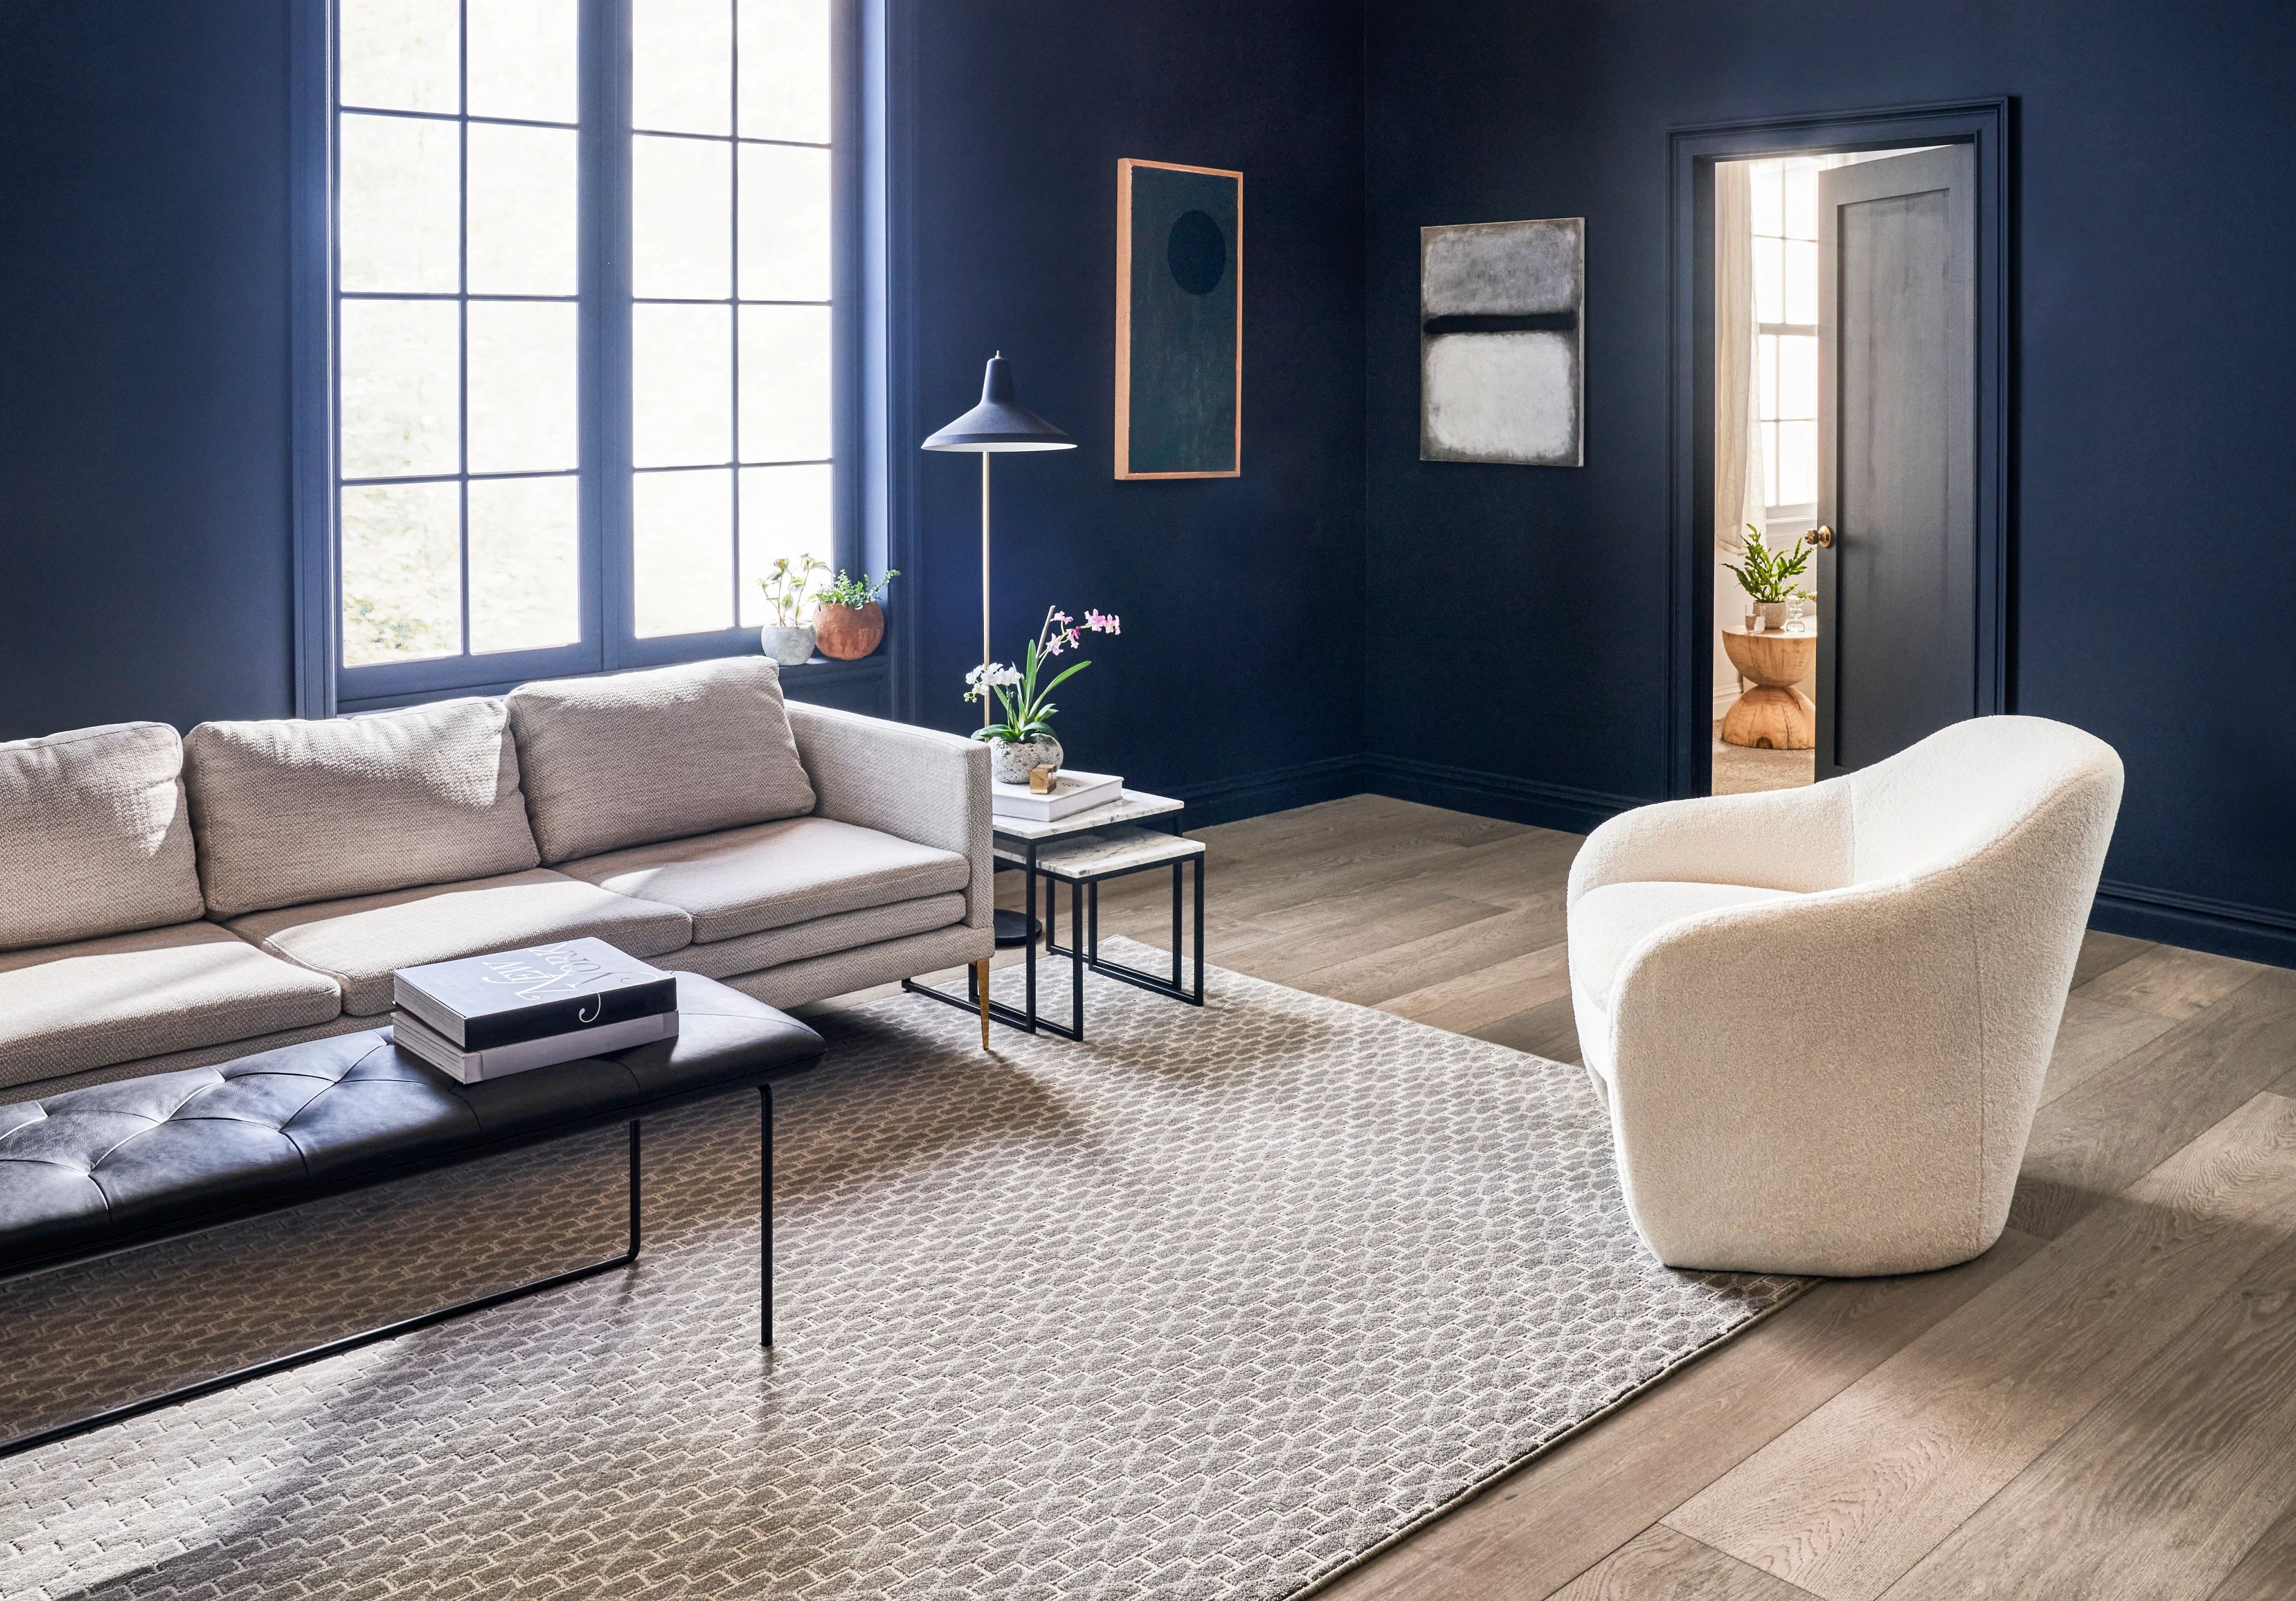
[1721,625,1816,750]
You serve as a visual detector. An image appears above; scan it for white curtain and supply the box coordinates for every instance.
[1713,160,1766,708]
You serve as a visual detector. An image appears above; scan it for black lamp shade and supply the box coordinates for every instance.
[921,354,1075,452]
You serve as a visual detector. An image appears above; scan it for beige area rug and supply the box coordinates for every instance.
[0,939,1804,1600]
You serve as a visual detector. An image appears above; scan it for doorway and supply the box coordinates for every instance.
[1709,148,1941,795]
[1664,101,2011,802]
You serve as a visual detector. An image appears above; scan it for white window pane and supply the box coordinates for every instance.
[1757,332,1779,421]
[1778,420,1817,509]
[633,135,732,300]
[468,475,580,653]
[633,0,731,135]
[1752,236,1783,326]
[339,113,459,294]
[1784,163,1820,240]
[468,301,578,473]
[1749,161,1783,237]
[738,143,831,302]
[737,464,832,626]
[1785,240,1818,327]
[341,299,460,478]
[468,123,579,295]
[1762,421,1779,511]
[341,480,461,664]
[340,0,459,113]
[467,0,579,124]
[738,0,831,145]
[1778,333,1817,422]
[739,304,832,462]
[634,467,733,636]
[633,304,733,466]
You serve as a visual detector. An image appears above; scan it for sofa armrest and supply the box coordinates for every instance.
[1567,779,1856,907]
[786,702,993,930]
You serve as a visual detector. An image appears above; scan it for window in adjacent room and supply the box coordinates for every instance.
[1749,155,1820,528]
[329,0,844,704]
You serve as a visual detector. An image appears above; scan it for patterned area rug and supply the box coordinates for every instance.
[0,939,1803,1600]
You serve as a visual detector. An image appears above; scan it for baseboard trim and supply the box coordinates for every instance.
[1361,754,1643,836]
[1167,755,1370,828]
[2091,879,2296,969]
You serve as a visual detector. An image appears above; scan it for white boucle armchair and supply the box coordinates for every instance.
[1566,716,2123,1277]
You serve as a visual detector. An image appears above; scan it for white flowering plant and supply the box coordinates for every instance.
[966,605,1123,743]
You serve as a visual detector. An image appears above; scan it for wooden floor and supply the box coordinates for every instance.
[1026,793,2296,1601]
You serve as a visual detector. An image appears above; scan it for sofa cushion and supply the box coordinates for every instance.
[1568,879,1802,1014]
[0,922,344,1092]
[655,892,968,979]
[507,658,816,864]
[184,698,541,919]
[226,869,692,1016]
[0,722,206,951]
[559,816,971,945]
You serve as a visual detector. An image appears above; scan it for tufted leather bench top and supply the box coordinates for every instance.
[0,972,823,1272]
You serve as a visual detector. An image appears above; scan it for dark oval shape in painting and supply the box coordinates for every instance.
[1167,209,1227,296]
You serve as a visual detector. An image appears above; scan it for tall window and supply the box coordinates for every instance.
[1749,156,1820,525]
[331,0,842,702]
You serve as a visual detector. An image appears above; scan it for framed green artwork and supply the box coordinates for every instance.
[1115,158,1242,479]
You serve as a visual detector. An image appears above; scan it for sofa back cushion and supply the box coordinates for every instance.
[184,698,542,918]
[507,658,816,864]
[0,722,207,950]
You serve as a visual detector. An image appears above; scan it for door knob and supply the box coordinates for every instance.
[1805,525,1834,548]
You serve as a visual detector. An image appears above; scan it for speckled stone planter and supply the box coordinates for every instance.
[984,734,1063,785]
[758,624,815,666]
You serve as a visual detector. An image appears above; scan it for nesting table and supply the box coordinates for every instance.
[903,789,1205,1041]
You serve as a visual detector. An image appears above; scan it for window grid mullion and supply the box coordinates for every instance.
[456,0,472,659]
[728,0,742,631]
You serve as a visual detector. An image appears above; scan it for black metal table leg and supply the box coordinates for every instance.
[771,1080,780,1341]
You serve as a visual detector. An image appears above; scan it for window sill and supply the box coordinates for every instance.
[337,647,889,716]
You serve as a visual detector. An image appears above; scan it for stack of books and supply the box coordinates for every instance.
[991,767,1123,823]
[391,937,679,1083]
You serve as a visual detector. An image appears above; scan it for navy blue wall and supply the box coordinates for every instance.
[1361,0,2296,958]
[901,1,1366,817]
[0,1,299,737]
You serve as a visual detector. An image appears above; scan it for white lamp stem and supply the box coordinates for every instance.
[980,451,993,731]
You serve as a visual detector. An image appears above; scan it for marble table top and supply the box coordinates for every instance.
[996,822,1205,882]
[991,788,1183,842]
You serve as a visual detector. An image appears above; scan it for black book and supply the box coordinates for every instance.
[393,938,678,1051]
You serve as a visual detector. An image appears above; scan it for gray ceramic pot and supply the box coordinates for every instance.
[759,623,816,666]
[986,734,1063,785]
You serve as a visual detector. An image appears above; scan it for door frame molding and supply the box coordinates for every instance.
[1664,97,2013,798]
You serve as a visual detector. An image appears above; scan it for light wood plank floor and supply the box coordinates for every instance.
[996,793,2296,1601]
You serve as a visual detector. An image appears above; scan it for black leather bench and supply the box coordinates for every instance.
[0,972,824,1460]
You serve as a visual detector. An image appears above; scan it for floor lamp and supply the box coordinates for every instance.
[923,354,1075,1038]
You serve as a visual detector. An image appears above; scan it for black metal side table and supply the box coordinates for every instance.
[903,789,1203,1040]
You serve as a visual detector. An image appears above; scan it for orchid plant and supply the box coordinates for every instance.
[965,605,1124,743]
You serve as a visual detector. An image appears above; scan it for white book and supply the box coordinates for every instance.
[390,1008,679,1083]
[991,768,1123,823]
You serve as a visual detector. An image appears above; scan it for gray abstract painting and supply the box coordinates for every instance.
[1420,218,1584,466]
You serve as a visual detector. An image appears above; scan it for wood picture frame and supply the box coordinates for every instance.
[1115,158,1243,479]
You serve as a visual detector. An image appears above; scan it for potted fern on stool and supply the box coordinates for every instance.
[1725,525,1813,631]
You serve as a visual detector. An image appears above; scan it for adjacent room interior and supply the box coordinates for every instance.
[3,3,2294,1598]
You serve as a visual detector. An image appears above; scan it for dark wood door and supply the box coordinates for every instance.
[1814,145,1978,779]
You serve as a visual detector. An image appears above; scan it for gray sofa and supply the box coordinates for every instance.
[0,657,993,1101]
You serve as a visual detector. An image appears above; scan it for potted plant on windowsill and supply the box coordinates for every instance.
[813,569,899,660]
[755,555,828,666]
[1725,525,1814,631]
[967,606,1122,784]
